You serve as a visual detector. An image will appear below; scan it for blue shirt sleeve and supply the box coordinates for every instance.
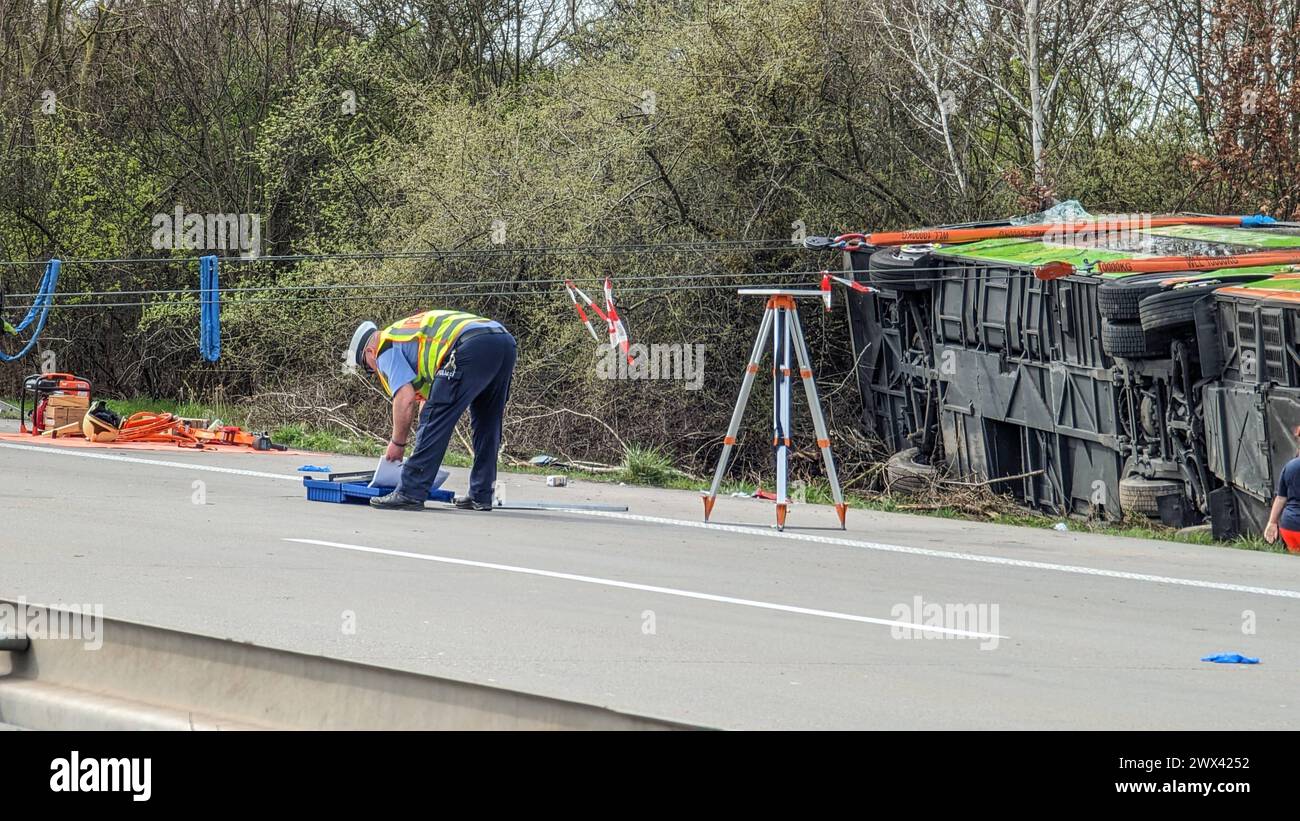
[376,345,417,396]
[1277,458,1300,532]
[1279,458,1297,497]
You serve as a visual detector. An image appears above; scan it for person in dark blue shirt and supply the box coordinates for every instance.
[1265,438,1300,553]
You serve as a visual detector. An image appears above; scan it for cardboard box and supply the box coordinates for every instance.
[46,406,87,428]
[45,393,89,409]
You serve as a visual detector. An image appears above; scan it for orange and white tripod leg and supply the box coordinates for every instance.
[789,310,848,528]
[773,306,794,531]
[703,306,774,521]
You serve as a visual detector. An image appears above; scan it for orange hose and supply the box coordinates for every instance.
[117,412,200,446]
[865,216,1248,247]
[1094,251,1300,275]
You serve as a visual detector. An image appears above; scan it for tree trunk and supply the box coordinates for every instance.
[1026,0,1045,191]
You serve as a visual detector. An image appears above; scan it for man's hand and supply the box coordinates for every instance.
[1265,522,1279,544]
[385,441,405,463]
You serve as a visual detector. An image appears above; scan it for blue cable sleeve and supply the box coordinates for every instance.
[0,259,60,362]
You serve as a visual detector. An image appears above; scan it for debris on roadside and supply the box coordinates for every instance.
[513,453,619,474]
[1175,524,1213,541]
[7,370,287,452]
[1201,653,1260,665]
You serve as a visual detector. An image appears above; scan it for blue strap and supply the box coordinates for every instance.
[200,255,221,362]
[0,259,61,362]
[1242,214,1277,227]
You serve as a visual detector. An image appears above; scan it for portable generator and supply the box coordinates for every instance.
[20,372,92,435]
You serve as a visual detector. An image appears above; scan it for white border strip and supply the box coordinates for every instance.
[0,441,301,481]
[563,510,1300,600]
[285,538,1005,639]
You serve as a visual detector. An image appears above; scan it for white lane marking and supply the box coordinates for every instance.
[0,441,301,482]
[560,510,1300,600]
[285,538,1006,639]
[6,440,1297,600]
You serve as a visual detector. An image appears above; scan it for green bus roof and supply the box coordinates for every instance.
[1141,224,1300,248]
[926,220,1300,278]
[932,237,1134,267]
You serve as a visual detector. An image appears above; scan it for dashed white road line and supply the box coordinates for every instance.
[285,537,1006,639]
[7,440,1299,600]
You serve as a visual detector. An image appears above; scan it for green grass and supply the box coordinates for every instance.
[619,445,684,485]
[262,423,475,465]
[496,444,704,490]
[268,423,384,457]
[104,397,249,426]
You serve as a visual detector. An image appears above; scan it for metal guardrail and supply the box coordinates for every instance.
[0,599,696,730]
[0,635,29,652]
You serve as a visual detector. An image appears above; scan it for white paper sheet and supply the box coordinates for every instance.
[369,457,449,491]
[369,457,405,488]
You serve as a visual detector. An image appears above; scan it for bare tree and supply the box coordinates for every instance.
[864,0,972,199]
[868,0,1126,199]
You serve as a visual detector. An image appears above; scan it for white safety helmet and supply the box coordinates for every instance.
[345,321,378,374]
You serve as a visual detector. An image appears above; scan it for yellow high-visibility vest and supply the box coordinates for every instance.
[374,309,494,398]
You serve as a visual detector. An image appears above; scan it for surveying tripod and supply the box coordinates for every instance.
[702,289,846,531]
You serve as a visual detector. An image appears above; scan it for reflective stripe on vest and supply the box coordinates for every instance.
[373,309,492,397]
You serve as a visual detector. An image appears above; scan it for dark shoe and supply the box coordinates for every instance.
[453,495,494,511]
[369,490,425,510]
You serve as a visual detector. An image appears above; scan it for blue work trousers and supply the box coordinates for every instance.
[398,329,517,504]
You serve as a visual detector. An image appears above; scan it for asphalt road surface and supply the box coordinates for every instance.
[2,424,1297,729]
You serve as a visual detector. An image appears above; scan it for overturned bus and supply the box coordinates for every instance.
[821,211,1300,539]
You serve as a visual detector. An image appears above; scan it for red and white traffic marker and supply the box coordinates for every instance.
[827,274,875,294]
[565,277,633,364]
[564,279,603,341]
[604,277,632,365]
